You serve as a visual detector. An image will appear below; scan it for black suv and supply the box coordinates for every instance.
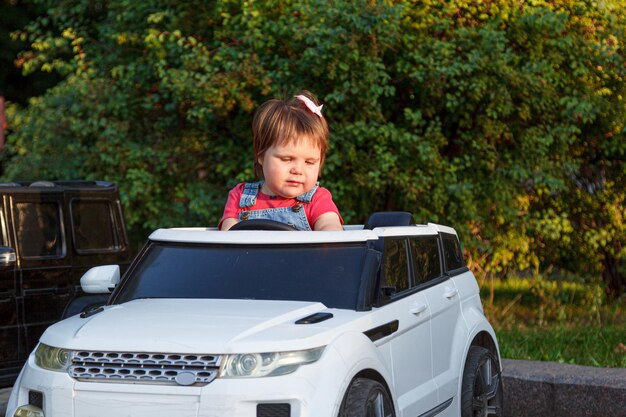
[0,181,132,385]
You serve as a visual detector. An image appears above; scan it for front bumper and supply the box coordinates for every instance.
[7,347,350,417]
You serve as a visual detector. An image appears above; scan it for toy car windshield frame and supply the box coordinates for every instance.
[111,241,381,311]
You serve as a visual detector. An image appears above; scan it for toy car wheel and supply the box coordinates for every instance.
[229,219,297,231]
[461,346,503,417]
[339,378,395,417]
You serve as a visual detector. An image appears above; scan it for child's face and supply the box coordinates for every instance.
[258,136,321,199]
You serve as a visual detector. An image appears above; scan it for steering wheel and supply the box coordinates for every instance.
[229,219,298,231]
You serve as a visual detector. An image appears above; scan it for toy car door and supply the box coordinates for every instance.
[379,236,439,416]
[417,234,463,404]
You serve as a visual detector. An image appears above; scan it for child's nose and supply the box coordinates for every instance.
[290,162,303,174]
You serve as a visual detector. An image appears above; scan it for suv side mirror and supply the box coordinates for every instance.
[0,246,16,269]
[80,265,120,294]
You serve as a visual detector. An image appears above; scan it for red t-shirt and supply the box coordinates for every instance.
[219,183,343,229]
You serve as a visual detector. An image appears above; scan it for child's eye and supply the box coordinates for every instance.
[280,157,292,162]
[305,160,317,165]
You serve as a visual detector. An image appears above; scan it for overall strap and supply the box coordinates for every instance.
[239,182,262,208]
[296,182,319,204]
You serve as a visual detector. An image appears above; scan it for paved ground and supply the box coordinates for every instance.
[502,359,626,417]
[1,387,10,416]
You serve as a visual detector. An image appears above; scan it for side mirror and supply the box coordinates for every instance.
[80,265,120,294]
[0,246,16,268]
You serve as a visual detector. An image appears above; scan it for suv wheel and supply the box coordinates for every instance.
[461,346,503,417]
[339,378,395,417]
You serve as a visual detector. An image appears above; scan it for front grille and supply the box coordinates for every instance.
[69,351,222,386]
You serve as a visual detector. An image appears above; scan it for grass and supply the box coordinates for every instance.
[478,275,626,368]
[496,326,625,367]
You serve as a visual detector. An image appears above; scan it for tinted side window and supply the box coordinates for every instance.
[382,238,410,294]
[71,199,118,252]
[14,202,64,258]
[442,233,465,271]
[410,236,442,285]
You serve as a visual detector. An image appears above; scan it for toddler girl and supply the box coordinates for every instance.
[219,91,343,231]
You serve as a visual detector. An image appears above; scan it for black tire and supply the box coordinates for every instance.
[229,219,297,231]
[461,346,504,417]
[339,378,395,417]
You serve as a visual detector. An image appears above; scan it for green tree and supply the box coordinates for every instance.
[3,0,625,296]
[0,0,60,103]
[396,0,626,297]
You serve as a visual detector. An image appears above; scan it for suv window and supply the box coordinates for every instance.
[442,233,465,271]
[409,236,442,286]
[382,238,410,294]
[71,199,118,253]
[14,201,64,259]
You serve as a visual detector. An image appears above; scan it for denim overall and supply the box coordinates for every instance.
[238,181,319,231]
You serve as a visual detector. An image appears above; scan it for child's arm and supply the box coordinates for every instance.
[219,184,245,230]
[312,212,343,231]
[220,218,239,231]
[308,187,343,231]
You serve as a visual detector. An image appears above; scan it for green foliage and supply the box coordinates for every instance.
[0,0,60,103]
[3,0,626,296]
[481,276,625,367]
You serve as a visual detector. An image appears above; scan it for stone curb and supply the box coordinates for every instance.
[502,359,626,417]
[2,360,625,416]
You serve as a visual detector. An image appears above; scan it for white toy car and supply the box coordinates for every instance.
[6,213,503,417]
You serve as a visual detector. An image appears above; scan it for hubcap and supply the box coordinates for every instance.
[369,391,393,417]
[472,358,501,417]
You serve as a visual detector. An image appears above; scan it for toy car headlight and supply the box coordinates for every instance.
[35,343,72,372]
[220,346,325,378]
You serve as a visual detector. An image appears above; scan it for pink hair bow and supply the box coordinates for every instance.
[296,95,323,118]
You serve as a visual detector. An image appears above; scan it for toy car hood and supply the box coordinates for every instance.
[39,298,363,353]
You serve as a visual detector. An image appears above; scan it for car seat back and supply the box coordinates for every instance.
[365,212,413,229]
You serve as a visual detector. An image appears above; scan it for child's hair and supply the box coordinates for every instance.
[252,90,329,178]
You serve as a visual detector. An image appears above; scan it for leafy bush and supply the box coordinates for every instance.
[4,0,626,295]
